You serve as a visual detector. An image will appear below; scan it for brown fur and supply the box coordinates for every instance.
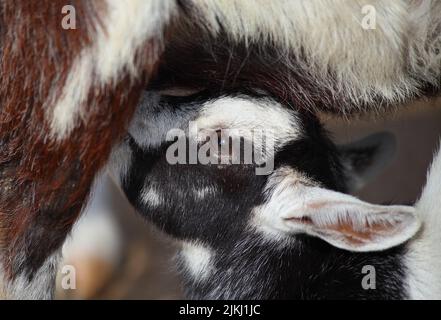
[0,1,160,280]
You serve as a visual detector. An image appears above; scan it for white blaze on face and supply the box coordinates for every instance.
[127,92,303,174]
[194,97,300,141]
[192,96,302,162]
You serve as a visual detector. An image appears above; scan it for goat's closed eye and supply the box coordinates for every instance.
[158,87,205,97]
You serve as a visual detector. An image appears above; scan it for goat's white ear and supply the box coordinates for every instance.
[338,132,396,192]
[281,187,420,252]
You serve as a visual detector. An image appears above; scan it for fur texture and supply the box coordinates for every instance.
[155,0,441,113]
[0,0,173,298]
[406,140,441,299]
[115,91,421,299]
[1,0,440,298]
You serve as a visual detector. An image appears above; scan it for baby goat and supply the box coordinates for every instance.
[110,91,440,299]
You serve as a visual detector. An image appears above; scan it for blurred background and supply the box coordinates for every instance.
[55,98,441,299]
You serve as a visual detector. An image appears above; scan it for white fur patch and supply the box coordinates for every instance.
[193,186,217,200]
[1,253,61,300]
[406,140,441,299]
[50,0,176,139]
[129,93,301,154]
[141,185,163,207]
[192,0,441,108]
[194,96,301,149]
[181,242,215,281]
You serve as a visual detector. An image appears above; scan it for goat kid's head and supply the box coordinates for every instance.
[110,90,419,257]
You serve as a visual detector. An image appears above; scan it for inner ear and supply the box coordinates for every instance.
[338,132,397,192]
[282,187,420,252]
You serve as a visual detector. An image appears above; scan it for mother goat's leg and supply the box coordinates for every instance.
[0,0,175,299]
